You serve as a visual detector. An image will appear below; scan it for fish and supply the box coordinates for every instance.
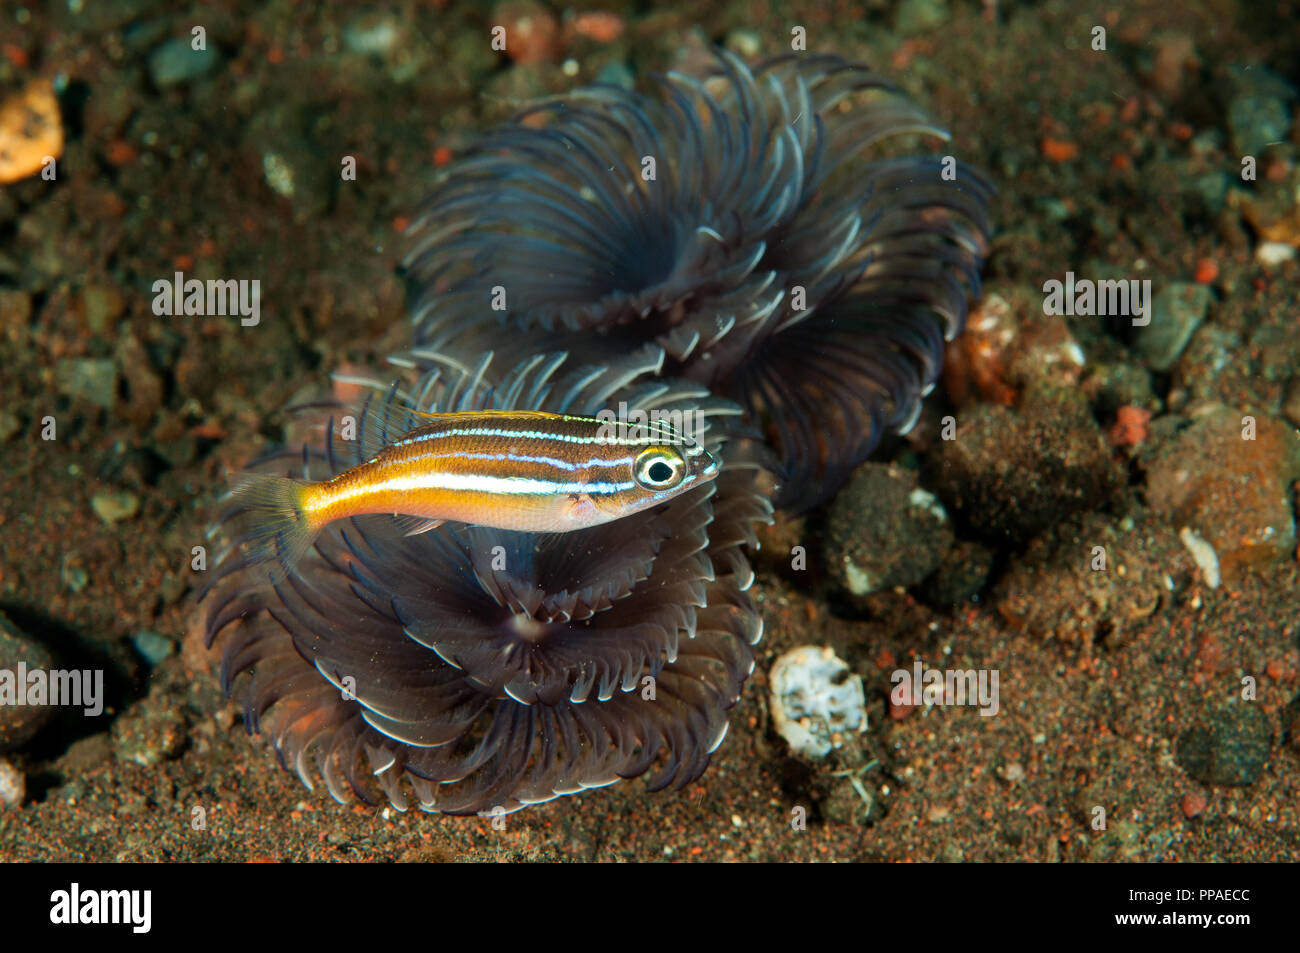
[228,408,720,579]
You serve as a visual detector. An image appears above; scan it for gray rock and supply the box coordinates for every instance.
[80,284,126,334]
[1226,65,1295,157]
[131,630,176,666]
[1083,361,1159,416]
[148,37,221,88]
[111,701,186,767]
[825,464,954,597]
[1177,703,1273,786]
[1228,96,1290,157]
[0,612,56,751]
[931,384,1123,546]
[1133,282,1211,372]
[55,358,117,410]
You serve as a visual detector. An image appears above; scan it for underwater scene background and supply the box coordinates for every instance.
[1,0,1298,861]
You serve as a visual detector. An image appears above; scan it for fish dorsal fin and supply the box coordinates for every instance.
[403,408,566,422]
[334,382,425,466]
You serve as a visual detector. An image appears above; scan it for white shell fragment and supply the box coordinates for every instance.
[1178,526,1221,590]
[769,646,867,759]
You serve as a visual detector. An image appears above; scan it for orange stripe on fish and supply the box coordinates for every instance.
[229,409,719,579]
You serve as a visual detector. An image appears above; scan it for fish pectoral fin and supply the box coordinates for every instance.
[392,514,445,536]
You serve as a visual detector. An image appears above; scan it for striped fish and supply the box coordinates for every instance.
[229,409,719,579]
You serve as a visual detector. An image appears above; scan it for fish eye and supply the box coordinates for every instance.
[633,447,686,490]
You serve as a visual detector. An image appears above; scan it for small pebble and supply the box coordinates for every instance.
[0,758,23,808]
[60,559,89,593]
[1236,161,1300,249]
[724,29,762,59]
[1225,65,1295,157]
[262,152,296,198]
[80,285,126,334]
[1178,527,1221,589]
[1081,362,1158,416]
[1181,791,1208,819]
[1132,282,1211,372]
[91,490,140,525]
[343,13,401,56]
[825,464,954,597]
[148,38,221,87]
[132,630,176,665]
[111,702,186,767]
[1177,704,1273,786]
[1228,94,1291,156]
[55,358,117,410]
[1255,241,1296,265]
[1110,405,1152,448]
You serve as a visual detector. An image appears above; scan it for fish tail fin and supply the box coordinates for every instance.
[228,472,317,581]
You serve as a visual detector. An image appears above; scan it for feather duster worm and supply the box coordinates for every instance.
[203,50,993,814]
[203,351,771,814]
[405,51,993,505]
